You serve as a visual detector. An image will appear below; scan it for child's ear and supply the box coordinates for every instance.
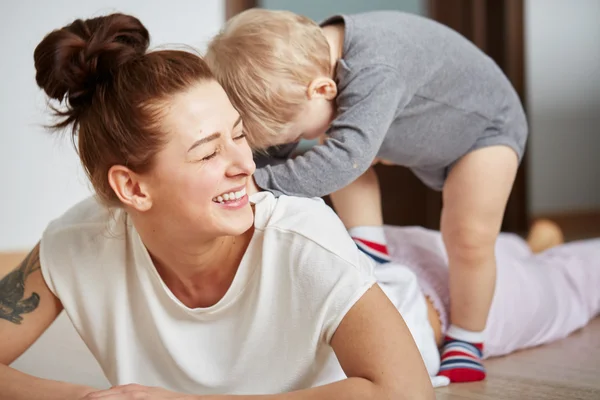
[307,77,337,101]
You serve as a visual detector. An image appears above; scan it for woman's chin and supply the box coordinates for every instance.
[221,207,255,236]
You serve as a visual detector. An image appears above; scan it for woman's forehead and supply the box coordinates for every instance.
[163,82,237,133]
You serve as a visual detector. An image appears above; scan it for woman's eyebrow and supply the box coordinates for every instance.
[187,116,242,152]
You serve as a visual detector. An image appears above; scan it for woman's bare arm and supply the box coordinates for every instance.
[0,244,95,400]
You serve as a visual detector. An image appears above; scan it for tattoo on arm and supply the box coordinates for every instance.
[0,245,41,324]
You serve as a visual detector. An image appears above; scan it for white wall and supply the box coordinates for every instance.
[2,0,224,389]
[526,0,600,215]
[0,0,224,252]
[260,0,423,20]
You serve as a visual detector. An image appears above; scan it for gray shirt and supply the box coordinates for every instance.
[254,11,526,196]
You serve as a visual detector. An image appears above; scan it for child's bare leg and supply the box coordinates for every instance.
[438,146,519,383]
[527,219,564,253]
[330,166,383,228]
[330,166,390,264]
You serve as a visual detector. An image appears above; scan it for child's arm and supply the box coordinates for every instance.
[253,142,299,169]
[249,142,301,195]
[254,65,410,197]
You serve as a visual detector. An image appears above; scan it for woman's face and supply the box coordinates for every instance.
[145,79,256,239]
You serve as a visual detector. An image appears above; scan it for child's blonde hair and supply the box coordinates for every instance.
[206,9,331,150]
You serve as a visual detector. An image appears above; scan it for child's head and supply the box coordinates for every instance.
[206,9,337,150]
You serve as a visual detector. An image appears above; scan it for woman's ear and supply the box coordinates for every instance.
[108,165,153,212]
[307,77,337,101]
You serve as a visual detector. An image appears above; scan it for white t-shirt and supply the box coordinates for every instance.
[39,192,439,394]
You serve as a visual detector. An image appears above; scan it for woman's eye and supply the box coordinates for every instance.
[195,133,244,162]
[201,152,217,162]
[234,132,247,140]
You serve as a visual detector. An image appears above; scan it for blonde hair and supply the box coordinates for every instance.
[206,9,331,150]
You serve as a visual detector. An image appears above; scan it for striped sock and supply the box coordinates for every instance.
[438,325,486,383]
[348,226,391,264]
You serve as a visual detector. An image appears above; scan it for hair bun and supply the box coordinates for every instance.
[34,13,149,108]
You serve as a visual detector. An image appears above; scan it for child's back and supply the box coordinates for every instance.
[317,11,527,191]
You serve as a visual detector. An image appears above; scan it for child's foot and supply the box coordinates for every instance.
[527,219,564,253]
[348,226,391,264]
[438,325,486,383]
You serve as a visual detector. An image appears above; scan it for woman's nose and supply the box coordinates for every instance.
[226,141,256,177]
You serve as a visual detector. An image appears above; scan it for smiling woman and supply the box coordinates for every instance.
[0,11,434,400]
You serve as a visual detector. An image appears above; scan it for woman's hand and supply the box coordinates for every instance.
[80,384,197,400]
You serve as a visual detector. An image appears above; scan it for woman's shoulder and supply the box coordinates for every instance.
[41,196,127,263]
[44,196,121,235]
[252,192,372,272]
[39,196,129,298]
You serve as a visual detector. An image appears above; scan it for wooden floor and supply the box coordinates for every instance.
[437,317,600,399]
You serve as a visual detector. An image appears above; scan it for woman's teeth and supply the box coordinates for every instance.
[213,187,247,203]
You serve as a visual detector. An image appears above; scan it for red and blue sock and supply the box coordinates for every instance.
[349,226,391,264]
[438,325,486,383]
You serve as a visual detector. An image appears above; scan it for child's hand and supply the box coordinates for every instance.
[247,177,260,195]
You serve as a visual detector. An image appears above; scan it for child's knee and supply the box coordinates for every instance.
[442,221,497,263]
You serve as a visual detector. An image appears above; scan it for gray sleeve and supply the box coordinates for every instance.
[254,65,407,197]
[253,142,299,169]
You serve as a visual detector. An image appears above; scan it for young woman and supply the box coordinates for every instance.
[0,12,433,400]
